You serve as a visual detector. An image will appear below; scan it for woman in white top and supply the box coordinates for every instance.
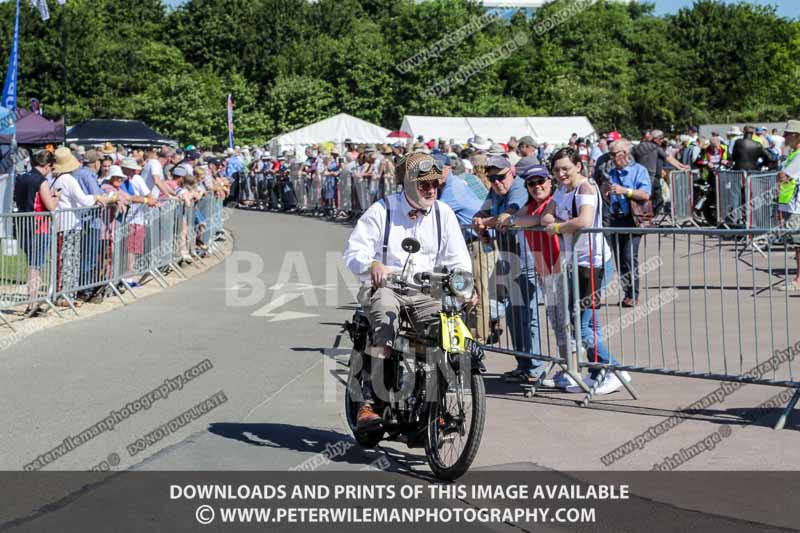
[50,147,110,306]
[540,148,628,395]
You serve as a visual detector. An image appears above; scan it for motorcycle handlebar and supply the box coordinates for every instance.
[412,271,447,285]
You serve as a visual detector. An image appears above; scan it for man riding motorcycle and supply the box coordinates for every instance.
[343,153,473,431]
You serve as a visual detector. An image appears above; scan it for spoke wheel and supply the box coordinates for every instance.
[424,370,486,480]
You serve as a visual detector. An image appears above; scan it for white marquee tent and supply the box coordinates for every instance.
[399,115,596,147]
[268,113,391,156]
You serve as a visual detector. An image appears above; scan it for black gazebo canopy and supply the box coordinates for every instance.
[66,119,175,147]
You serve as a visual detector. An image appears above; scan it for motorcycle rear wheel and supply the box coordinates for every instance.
[424,371,486,480]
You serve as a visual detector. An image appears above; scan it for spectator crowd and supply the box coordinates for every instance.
[12,143,231,317]
[228,121,800,395]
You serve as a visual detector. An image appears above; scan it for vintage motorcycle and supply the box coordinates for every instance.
[343,238,486,480]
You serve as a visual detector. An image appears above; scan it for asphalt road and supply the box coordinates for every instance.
[1,208,798,532]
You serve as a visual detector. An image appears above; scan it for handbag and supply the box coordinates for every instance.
[630,198,654,228]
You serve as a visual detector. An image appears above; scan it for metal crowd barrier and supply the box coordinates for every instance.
[746,171,780,230]
[717,170,747,227]
[667,170,695,226]
[353,175,370,216]
[469,225,800,429]
[338,168,353,213]
[0,195,226,328]
[0,211,60,328]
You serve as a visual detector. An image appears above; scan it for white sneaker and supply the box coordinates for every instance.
[593,371,632,395]
[541,370,578,389]
[565,375,596,393]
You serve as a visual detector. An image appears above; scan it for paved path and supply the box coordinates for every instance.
[1,209,798,531]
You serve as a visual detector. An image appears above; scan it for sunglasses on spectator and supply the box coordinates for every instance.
[610,150,627,156]
[416,180,440,191]
[525,177,549,187]
[487,172,509,182]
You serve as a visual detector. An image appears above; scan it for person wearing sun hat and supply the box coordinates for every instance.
[343,152,472,432]
[119,157,156,286]
[50,147,112,307]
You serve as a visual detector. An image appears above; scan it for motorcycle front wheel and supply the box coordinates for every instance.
[424,370,486,480]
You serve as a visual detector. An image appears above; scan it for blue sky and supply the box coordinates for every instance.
[651,0,798,18]
[162,1,799,19]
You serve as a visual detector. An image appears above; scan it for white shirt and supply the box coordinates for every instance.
[141,159,164,198]
[552,182,611,268]
[127,174,151,225]
[52,173,96,231]
[344,192,472,282]
[772,135,786,154]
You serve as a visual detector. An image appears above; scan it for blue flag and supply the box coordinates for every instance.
[0,0,20,135]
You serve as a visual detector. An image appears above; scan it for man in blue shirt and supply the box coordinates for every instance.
[471,156,543,382]
[225,148,245,205]
[606,139,651,307]
[73,149,106,303]
[434,154,482,229]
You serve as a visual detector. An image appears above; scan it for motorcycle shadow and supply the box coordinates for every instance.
[208,422,428,473]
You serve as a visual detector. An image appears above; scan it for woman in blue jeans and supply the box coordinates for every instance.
[540,148,630,396]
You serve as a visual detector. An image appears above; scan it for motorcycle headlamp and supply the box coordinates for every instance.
[448,269,474,299]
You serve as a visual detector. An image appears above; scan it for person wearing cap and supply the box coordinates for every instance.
[497,164,575,387]
[472,156,545,382]
[50,147,112,307]
[343,152,472,431]
[753,126,767,147]
[776,120,800,290]
[731,125,774,171]
[517,136,539,162]
[14,150,60,316]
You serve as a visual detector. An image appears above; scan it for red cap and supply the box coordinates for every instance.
[607,131,621,142]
